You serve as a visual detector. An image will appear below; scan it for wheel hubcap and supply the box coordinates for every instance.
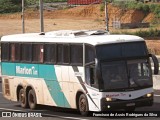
[80,98,86,111]
[20,92,25,103]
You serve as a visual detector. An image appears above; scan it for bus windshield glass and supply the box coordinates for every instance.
[96,41,147,60]
[96,42,152,91]
[100,59,152,91]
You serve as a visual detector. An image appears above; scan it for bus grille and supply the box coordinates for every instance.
[4,79,10,96]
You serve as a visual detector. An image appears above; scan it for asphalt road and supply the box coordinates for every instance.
[0,82,160,120]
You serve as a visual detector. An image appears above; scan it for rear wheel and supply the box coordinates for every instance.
[78,94,89,116]
[19,89,28,108]
[28,89,37,109]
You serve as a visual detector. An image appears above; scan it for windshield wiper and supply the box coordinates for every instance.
[85,61,95,66]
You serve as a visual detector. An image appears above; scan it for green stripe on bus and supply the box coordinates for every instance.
[39,65,70,108]
[1,62,70,108]
[2,62,16,76]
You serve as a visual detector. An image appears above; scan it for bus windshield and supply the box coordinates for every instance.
[100,59,152,91]
[96,41,147,60]
[95,42,152,91]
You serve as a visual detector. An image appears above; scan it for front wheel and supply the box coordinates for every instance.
[28,89,37,109]
[78,94,89,116]
[19,89,28,108]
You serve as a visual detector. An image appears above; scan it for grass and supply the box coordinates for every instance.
[112,1,160,18]
[112,28,160,38]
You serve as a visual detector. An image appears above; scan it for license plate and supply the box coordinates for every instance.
[126,103,135,107]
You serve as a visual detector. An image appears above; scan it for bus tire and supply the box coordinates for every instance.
[28,89,37,109]
[78,94,89,116]
[19,89,28,108]
[125,106,135,111]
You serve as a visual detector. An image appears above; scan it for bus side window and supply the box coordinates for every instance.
[70,44,83,66]
[21,43,32,62]
[90,67,98,88]
[1,43,10,61]
[32,44,44,63]
[10,43,21,62]
[85,67,90,85]
[85,66,98,88]
[63,44,70,64]
[57,44,70,64]
[10,43,15,61]
[85,45,95,64]
[90,67,95,84]
[44,44,56,64]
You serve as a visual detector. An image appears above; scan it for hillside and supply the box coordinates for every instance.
[0,4,155,24]
[0,3,160,55]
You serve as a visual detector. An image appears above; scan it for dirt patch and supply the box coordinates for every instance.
[143,13,155,23]
[145,40,160,55]
[120,10,145,23]
[50,4,103,19]
[0,19,105,36]
[107,5,145,25]
[0,4,151,24]
[0,19,159,55]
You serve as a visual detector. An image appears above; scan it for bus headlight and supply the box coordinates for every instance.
[106,97,116,101]
[146,93,152,97]
[143,93,153,98]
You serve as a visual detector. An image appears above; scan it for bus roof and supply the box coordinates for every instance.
[1,30,144,46]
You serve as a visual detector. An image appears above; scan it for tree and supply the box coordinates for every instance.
[10,0,21,5]
[0,0,21,13]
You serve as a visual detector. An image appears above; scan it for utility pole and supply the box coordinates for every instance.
[105,0,109,32]
[40,0,44,33]
[22,0,25,33]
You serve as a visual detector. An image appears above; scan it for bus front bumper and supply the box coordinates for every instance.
[101,97,153,111]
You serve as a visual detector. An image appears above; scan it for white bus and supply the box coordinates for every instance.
[1,30,159,115]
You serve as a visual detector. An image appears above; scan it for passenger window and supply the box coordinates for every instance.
[10,43,15,61]
[57,44,63,64]
[32,44,44,63]
[70,44,83,65]
[63,44,70,64]
[57,44,70,64]
[44,44,56,63]
[1,43,10,61]
[85,45,95,63]
[10,43,21,62]
[21,43,32,62]
[85,65,98,88]
[85,45,95,64]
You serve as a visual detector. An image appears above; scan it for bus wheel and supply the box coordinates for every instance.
[125,106,135,111]
[19,89,28,108]
[28,89,37,109]
[78,94,89,116]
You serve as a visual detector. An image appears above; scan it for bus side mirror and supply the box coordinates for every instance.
[150,54,159,75]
